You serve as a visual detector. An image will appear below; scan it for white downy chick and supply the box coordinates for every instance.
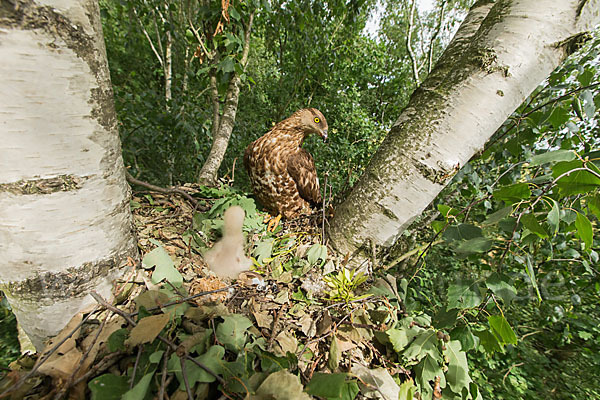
[204,205,252,279]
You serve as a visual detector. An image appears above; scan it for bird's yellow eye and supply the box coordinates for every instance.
[314,117,320,123]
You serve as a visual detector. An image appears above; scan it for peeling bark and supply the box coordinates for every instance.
[198,13,255,185]
[0,0,137,349]
[328,0,600,265]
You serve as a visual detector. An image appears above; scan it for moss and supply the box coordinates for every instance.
[0,175,87,195]
[0,245,136,302]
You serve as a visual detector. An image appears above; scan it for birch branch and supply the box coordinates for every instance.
[133,7,164,68]
[406,0,420,86]
[428,0,447,73]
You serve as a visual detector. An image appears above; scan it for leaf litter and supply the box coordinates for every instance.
[2,184,468,400]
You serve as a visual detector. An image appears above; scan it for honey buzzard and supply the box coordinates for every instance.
[244,108,328,220]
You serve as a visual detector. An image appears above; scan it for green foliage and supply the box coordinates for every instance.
[323,268,370,303]
[394,31,600,400]
[0,297,19,367]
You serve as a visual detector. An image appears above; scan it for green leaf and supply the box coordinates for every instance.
[547,200,561,235]
[578,69,594,86]
[219,57,235,73]
[474,329,503,354]
[443,224,482,242]
[88,374,129,400]
[107,328,128,352]
[168,346,225,389]
[552,160,600,195]
[306,373,348,398]
[433,308,458,329]
[454,237,493,255]
[530,150,576,166]
[403,330,440,362]
[122,369,155,400]
[482,207,512,226]
[524,255,542,302]
[587,194,600,218]
[485,273,517,304]
[493,183,531,204]
[143,246,183,286]
[547,106,570,129]
[306,243,327,265]
[488,315,517,345]
[520,213,548,238]
[437,204,458,218]
[229,6,241,20]
[414,355,444,397]
[447,280,483,310]
[387,326,421,354]
[575,212,593,251]
[445,340,472,394]
[216,314,253,351]
[450,326,479,352]
[253,239,274,265]
[398,379,416,400]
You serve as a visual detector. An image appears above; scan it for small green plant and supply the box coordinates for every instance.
[324,268,370,303]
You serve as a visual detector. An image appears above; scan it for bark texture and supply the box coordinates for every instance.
[197,13,254,185]
[0,0,137,349]
[328,0,600,263]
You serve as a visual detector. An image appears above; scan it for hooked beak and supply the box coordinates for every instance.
[322,129,328,143]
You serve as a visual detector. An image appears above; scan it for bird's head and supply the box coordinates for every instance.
[296,108,329,142]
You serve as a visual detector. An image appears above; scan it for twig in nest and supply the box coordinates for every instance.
[0,306,100,399]
[55,314,109,400]
[321,172,328,245]
[131,344,144,389]
[71,351,122,387]
[266,306,286,351]
[130,285,237,317]
[180,356,194,400]
[90,292,226,386]
[126,171,202,208]
[158,348,171,400]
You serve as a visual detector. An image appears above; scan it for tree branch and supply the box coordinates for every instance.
[133,8,164,68]
[406,0,420,85]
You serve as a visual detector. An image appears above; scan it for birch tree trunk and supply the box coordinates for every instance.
[197,13,254,185]
[328,0,600,264]
[0,0,137,350]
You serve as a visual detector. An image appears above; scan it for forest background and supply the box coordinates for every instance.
[1,0,599,399]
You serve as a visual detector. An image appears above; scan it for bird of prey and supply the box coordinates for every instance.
[244,108,328,227]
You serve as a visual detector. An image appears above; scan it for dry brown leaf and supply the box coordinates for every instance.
[125,313,170,347]
[43,312,83,355]
[38,346,82,380]
[253,311,273,329]
[273,330,297,356]
[135,290,170,311]
[298,313,316,337]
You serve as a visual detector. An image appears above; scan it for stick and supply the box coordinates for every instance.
[126,171,200,208]
[90,292,226,386]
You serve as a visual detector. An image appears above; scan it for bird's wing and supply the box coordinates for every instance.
[287,149,322,204]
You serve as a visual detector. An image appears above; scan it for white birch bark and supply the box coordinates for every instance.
[0,0,137,349]
[328,0,600,262]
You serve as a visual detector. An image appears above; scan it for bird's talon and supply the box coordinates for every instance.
[267,214,282,232]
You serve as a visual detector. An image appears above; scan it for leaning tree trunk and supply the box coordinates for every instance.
[197,13,254,185]
[328,0,600,263]
[0,0,138,350]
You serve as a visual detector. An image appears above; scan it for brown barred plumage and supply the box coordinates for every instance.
[244,108,328,219]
